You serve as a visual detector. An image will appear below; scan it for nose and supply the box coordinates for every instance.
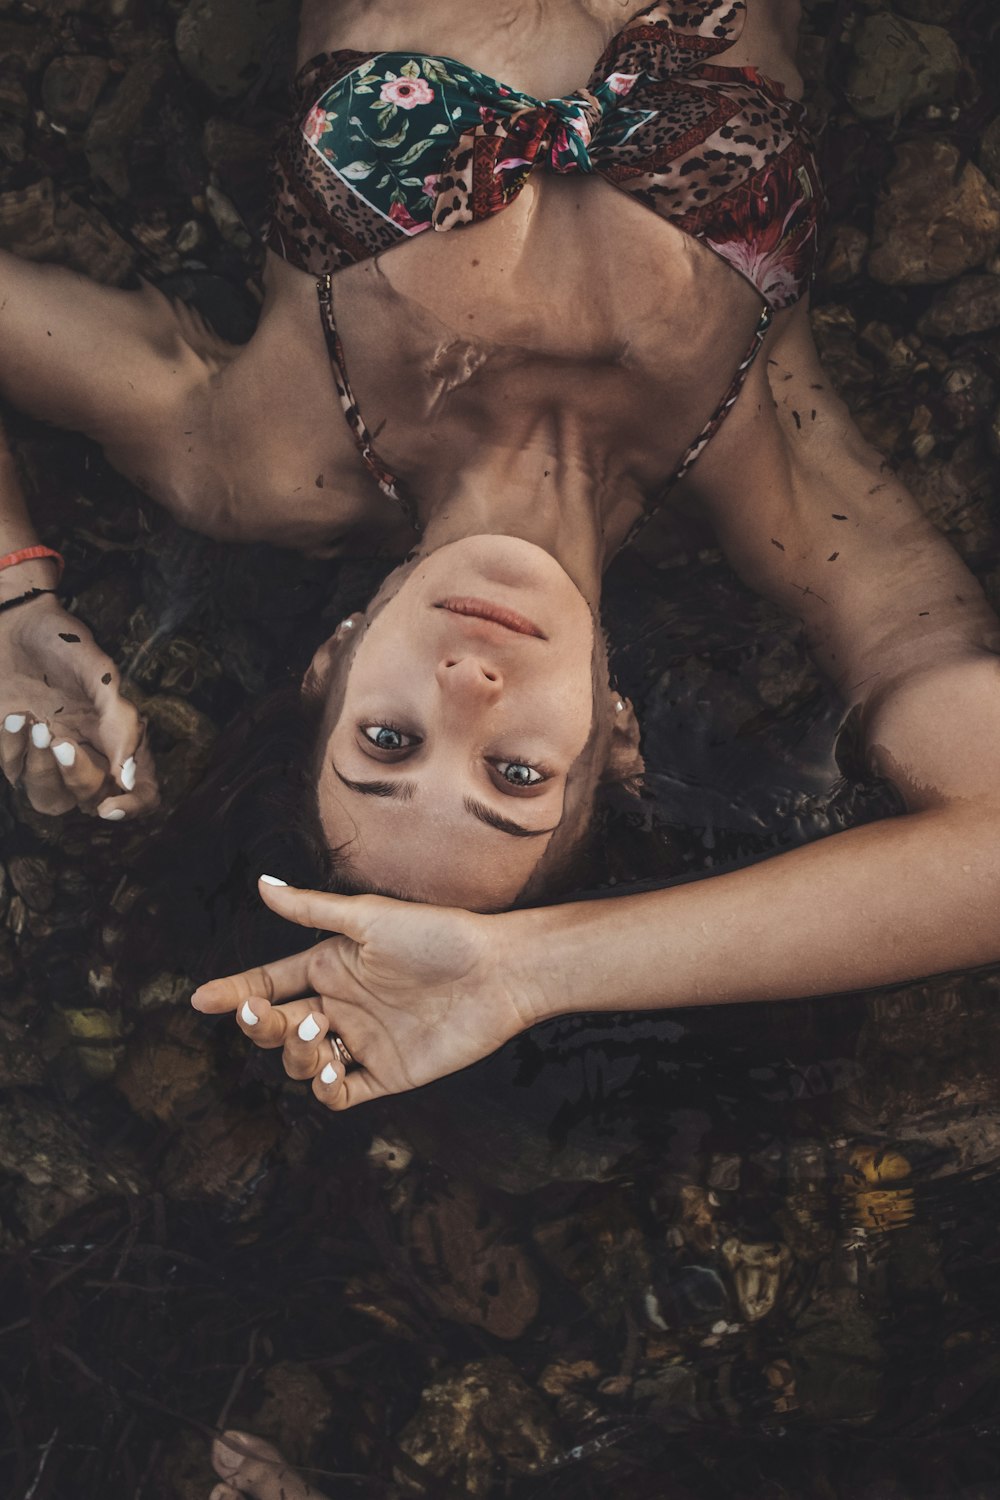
[437,655,503,699]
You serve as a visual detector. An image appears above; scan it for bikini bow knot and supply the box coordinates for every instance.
[432,83,631,229]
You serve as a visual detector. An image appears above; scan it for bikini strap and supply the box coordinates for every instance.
[619,300,772,552]
[316,275,423,535]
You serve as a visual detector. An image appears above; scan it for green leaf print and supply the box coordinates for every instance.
[429,122,451,136]
[401,60,421,79]
[340,160,377,179]
[356,60,375,79]
[395,138,435,167]
[421,58,455,85]
[377,124,408,148]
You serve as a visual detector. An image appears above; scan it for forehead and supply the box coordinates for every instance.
[321,784,555,909]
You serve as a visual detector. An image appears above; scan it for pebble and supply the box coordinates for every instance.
[846,14,960,122]
[870,141,1000,286]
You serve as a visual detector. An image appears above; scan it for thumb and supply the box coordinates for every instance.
[257,877,377,941]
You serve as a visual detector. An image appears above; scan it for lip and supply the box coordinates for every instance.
[433,597,547,640]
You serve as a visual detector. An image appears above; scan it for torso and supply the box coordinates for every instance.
[193,0,806,553]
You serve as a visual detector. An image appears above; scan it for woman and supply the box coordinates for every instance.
[167,4,1000,1110]
[5,0,819,906]
[2,0,999,927]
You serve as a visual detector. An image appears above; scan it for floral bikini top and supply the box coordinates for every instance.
[266,0,822,536]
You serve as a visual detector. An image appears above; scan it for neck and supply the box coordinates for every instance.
[416,413,629,609]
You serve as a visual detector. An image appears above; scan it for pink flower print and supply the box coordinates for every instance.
[379,77,435,109]
[388,201,430,234]
[606,72,640,97]
[303,105,329,145]
[422,173,441,199]
[567,111,592,148]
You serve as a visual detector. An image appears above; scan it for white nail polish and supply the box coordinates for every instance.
[31,723,52,748]
[240,1001,259,1027]
[298,1014,322,1043]
[3,714,25,733]
[321,1063,338,1085]
[259,874,288,887]
[100,808,127,822]
[120,755,137,791]
[52,741,76,767]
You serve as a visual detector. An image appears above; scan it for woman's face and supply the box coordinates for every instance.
[314,538,608,909]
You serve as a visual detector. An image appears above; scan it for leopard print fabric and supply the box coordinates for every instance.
[265,0,821,533]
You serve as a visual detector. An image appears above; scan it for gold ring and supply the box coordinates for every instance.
[331,1033,356,1070]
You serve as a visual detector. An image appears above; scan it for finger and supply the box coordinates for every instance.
[281,1002,330,1081]
[50,737,109,808]
[22,722,75,815]
[95,743,160,821]
[191,951,312,1014]
[257,877,379,940]
[91,687,147,794]
[0,713,28,783]
[312,1059,388,1112]
[234,994,289,1050]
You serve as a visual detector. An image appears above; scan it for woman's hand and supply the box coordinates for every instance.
[0,593,158,818]
[190,880,540,1109]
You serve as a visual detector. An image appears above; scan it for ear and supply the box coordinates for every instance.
[302,613,363,701]
[601,692,644,793]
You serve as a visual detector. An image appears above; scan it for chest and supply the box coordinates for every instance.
[324,174,763,490]
[310,0,640,100]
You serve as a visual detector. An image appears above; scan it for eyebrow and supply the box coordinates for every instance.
[332,767,557,838]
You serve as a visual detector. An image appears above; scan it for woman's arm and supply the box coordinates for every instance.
[517,302,1000,1017]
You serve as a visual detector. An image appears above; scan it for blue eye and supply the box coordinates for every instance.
[363,725,419,751]
[495,760,544,787]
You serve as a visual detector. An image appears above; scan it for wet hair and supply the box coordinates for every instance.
[136,647,636,981]
[133,552,639,976]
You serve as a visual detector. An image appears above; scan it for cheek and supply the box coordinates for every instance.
[531,670,595,755]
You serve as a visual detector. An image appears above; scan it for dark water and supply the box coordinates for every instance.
[3,2,1000,1497]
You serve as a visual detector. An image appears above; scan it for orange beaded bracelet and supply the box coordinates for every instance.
[0,545,65,582]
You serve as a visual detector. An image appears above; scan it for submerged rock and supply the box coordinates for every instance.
[407,1179,541,1339]
[396,1359,558,1497]
[249,1362,334,1462]
[721,1237,792,1323]
[115,1009,214,1123]
[0,176,134,283]
[41,55,111,130]
[84,47,175,199]
[846,14,961,122]
[918,274,1000,338]
[175,0,297,101]
[870,141,1000,286]
[0,1092,139,1245]
[820,223,869,286]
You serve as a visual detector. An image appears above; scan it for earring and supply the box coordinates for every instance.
[339,617,355,630]
[615,699,625,712]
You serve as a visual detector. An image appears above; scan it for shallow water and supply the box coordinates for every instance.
[3,1,1000,1497]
